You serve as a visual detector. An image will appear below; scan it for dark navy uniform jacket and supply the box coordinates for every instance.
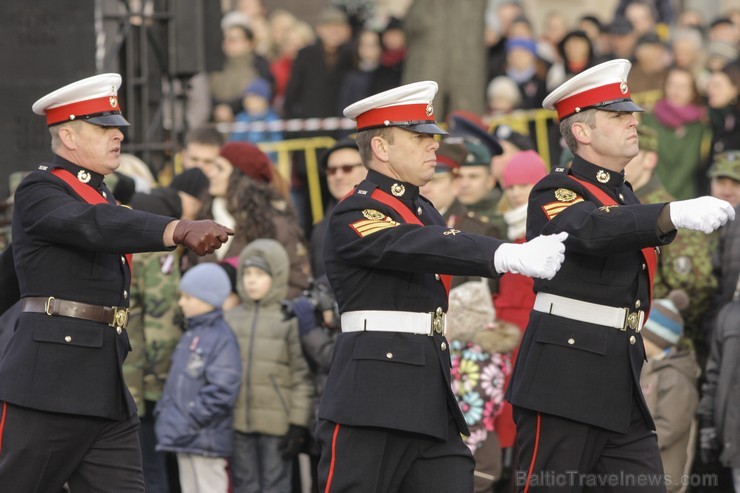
[0,155,173,420]
[318,169,506,441]
[505,155,676,433]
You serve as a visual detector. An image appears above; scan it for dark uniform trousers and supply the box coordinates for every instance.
[0,402,145,492]
[513,397,664,493]
[315,416,474,493]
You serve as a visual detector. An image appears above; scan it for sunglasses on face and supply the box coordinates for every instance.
[326,163,363,176]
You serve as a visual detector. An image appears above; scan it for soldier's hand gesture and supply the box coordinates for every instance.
[493,232,568,280]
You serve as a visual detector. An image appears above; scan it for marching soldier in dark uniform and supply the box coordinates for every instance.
[505,59,735,492]
[0,73,233,492]
[314,81,569,493]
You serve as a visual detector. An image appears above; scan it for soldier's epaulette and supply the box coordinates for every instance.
[36,163,58,173]
[352,180,378,197]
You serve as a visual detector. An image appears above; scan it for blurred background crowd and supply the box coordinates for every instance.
[1,0,740,492]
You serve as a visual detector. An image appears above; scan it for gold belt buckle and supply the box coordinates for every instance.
[110,307,130,330]
[431,308,446,336]
[623,309,643,331]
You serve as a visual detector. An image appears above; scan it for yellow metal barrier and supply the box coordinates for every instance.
[257,137,336,223]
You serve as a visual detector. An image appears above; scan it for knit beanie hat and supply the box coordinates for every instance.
[220,141,273,183]
[170,167,210,199]
[179,263,232,308]
[242,77,272,101]
[243,255,272,276]
[642,289,689,349]
[501,150,548,188]
[446,279,496,341]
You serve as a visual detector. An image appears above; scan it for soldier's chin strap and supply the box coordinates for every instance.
[369,188,452,298]
[567,175,657,318]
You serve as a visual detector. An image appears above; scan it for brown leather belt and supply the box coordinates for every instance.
[21,297,129,330]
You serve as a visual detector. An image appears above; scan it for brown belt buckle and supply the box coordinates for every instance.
[110,307,129,330]
[44,296,56,316]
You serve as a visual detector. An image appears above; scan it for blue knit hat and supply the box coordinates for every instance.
[242,78,272,101]
[179,263,231,308]
[642,290,689,349]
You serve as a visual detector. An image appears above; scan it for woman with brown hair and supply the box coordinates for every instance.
[198,142,310,298]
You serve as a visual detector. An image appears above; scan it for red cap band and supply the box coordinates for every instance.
[436,154,460,170]
[45,96,121,126]
[554,82,630,120]
[355,103,433,131]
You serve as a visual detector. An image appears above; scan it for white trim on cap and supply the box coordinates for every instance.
[542,59,632,111]
[32,73,122,115]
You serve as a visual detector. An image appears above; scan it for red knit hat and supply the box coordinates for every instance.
[220,142,273,183]
[501,150,547,188]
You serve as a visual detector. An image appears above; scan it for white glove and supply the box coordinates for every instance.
[494,232,568,280]
[669,196,736,234]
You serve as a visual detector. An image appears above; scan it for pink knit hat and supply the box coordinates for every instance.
[501,150,547,188]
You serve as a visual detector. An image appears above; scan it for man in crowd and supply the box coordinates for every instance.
[624,126,718,365]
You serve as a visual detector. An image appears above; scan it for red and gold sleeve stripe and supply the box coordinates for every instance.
[541,197,584,220]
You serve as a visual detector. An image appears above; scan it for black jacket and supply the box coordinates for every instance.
[0,155,172,420]
[318,169,505,440]
[505,156,676,433]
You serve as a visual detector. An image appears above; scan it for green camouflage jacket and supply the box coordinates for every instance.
[123,250,183,414]
[636,175,718,338]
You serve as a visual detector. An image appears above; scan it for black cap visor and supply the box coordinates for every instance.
[84,112,131,127]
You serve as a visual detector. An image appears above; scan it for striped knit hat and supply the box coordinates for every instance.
[642,290,689,349]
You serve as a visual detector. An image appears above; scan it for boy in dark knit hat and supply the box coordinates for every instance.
[639,289,701,491]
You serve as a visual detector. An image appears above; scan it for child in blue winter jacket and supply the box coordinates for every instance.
[155,263,242,493]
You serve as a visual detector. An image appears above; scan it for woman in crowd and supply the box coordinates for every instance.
[640,66,711,200]
[198,142,310,297]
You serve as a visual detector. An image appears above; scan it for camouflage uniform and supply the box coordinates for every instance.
[636,175,718,357]
[123,250,183,414]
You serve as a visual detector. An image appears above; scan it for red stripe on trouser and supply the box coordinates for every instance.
[0,402,7,454]
[523,412,542,493]
[324,423,341,493]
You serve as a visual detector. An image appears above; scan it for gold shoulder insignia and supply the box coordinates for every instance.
[541,196,584,220]
[362,209,385,220]
[598,205,619,213]
[554,188,578,202]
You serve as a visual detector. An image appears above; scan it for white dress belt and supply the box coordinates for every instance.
[532,292,645,332]
[341,310,446,336]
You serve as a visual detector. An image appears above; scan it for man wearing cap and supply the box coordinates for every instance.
[448,113,508,236]
[505,59,735,491]
[0,74,233,491]
[315,81,568,492]
[309,137,366,279]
